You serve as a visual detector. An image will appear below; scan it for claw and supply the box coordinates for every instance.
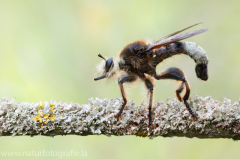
[148,124,154,129]
[116,113,124,120]
[192,116,197,121]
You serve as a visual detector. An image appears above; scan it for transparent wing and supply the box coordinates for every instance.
[155,23,202,43]
[146,24,208,51]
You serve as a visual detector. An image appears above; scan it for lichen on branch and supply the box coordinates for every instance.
[0,95,240,140]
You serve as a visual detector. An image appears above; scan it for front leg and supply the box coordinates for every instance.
[117,75,137,119]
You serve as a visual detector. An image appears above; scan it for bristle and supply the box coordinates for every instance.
[96,60,106,75]
[106,72,118,83]
[144,38,153,45]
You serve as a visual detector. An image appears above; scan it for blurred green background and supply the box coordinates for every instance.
[0,0,240,159]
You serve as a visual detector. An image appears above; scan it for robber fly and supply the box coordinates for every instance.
[94,23,208,127]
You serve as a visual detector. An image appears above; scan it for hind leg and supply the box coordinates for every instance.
[154,67,196,120]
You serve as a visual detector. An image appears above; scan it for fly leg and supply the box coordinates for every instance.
[144,78,154,127]
[117,76,137,120]
[154,67,196,120]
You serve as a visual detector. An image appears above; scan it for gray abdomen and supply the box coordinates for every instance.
[184,42,208,64]
[153,42,208,66]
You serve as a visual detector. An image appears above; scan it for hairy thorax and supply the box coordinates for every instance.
[118,40,156,76]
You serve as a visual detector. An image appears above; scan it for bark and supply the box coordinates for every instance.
[0,95,240,140]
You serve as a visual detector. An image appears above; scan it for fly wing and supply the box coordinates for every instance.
[155,23,202,43]
[146,25,208,51]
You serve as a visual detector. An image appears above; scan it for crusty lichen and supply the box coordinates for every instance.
[32,102,56,128]
[0,95,240,139]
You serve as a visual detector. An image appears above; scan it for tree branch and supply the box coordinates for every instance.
[0,95,240,140]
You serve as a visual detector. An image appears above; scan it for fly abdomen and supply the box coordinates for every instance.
[184,42,208,64]
[154,42,208,65]
[154,42,185,64]
[156,42,185,59]
[154,42,209,80]
[184,42,209,80]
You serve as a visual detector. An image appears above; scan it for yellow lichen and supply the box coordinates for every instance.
[136,132,148,138]
[48,114,56,121]
[37,102,44,110]
[32,114,43,122]
[39,123,44,128]
[33,102,57,128]
[50,103,56,107]
[43,114,49,118]
[50,103,56,112]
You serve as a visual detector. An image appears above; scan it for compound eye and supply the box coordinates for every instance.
[105,58,114,72]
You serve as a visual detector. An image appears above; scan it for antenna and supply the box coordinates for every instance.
[98,54,106,61]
